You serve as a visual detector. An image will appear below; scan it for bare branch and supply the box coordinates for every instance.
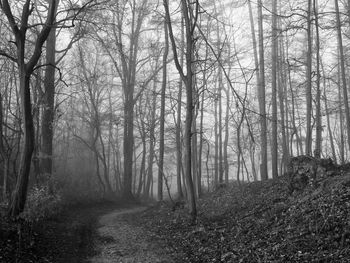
[26,0,57,73]
[0,50,16,62]
[163,0,186,82]
[1,0,19,36]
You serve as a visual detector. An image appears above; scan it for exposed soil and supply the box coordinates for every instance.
[89,206,174,263]
[0,201,120,263]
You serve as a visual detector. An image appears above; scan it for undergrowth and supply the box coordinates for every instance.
[128,173,350,262]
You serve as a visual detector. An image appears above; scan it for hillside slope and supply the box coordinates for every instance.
[128,170,350,262]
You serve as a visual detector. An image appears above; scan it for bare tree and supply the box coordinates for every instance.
[271,0,278,178]
[0,0,58,216]
[305,0,313,156]
[164,0,198,222]
[257,0,268,180]
[157,19,169,201]
[40,0,59,179]
[334,0,350,152]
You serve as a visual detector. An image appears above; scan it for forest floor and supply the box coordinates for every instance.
[0,200,121,262]
[124,169,350,262]
[2,164,350,262]
[0,201,175,263]
[88,206,174,263]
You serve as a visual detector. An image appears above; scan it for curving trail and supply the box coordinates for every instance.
[88,206,174,263]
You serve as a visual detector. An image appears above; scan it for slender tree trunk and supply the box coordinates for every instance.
[337,60,345,164]
[218,74,223,183]
[321,60,337,162]
[205,141,210,190]
[145,82,157,199]
[335,0,350,152]
[271,0,278,178]
[257,0,268,180]
[0,87,4,180]
[41,0,59,178]
[214,90,219,185]
[136,103,146,197]
[198,90,204,197]
[305,0,313,155]
[278,20,289,172]
[224,86,230,183]
[175,13,184,199]
[158,20,169,201]
[192,111,198,196]
[248,0,260,180]
[183,1,197,221]
[123,99,134,199]
[314,0,322,158]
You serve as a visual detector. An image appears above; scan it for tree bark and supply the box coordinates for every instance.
[157,20,169,201]
[164,0,197,222]
[41,0,59,178]
[335,0,350,152]
[305,0,313,155]
[3,0,57,217]
[257,0,268,180]
[271,0,278,178]
[314,0,322,158]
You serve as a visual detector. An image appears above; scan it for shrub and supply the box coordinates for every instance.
[21,185,63,222]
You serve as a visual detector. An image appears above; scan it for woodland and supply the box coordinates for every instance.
[1,0,350,262]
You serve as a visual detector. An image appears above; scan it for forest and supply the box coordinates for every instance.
[1,0,350,262]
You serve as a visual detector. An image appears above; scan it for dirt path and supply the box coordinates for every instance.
[88,206,174,263]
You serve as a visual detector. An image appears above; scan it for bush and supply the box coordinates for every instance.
[21,185,63,222]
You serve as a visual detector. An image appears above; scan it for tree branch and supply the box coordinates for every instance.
[163,0,186,82]
[0,50,16,62]
[1,0,19,36]
[26,0,57,73]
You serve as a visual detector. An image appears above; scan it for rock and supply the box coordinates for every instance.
[286,156,337,193]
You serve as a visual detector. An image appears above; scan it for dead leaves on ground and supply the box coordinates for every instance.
[131,173,350,262]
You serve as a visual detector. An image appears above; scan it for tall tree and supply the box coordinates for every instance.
[271,0,278,178]
[314,0,322,158]
[95,0,154,199]
[0,0,57,217]
[175,12,184,199]
[335,0,350,152]
[257,0,268,180]
[41,0,59,178]
[158,20,169,201]
[305,0,313,156]
[164,0,198,222]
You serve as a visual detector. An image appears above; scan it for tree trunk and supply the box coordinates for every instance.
[314,0,322,158]
[5,0,57,216]
[257,0,268,180]
[175,12,185,199]
[214,89,219,185]
[158,20,169,201]
[145,89,156,198]
[123,98,134,199]
[0,88,5,195]
[335,0,350,152]
[278,17,289,172]
[305,0,313,155]
[164,0,197,222]
[224,86,230,183]
[321,59,337,162]
[198,89,204,197]
[41,0,59,178]
[271,0,278,178]
[8,73,34,217]
[337,60,345,164]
